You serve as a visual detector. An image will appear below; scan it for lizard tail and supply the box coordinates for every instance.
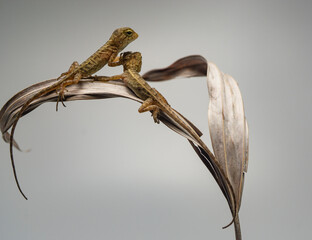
[9,80,62,200]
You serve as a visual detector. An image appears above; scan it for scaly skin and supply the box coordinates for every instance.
[97,51,238,223]
[10,28,138,199]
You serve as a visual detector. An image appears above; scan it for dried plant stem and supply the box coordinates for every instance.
[234,215,242,240]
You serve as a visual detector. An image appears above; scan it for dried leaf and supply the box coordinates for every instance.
[1,76,204,200]
[143,56,249,239]
[144,56,238,212]
[0,79,201,148]
[143,55,207,81]
[207,63,248,211]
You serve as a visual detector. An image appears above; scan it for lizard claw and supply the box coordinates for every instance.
[154,118,160,124]
[56,85,68,111]
[152,110,160,124]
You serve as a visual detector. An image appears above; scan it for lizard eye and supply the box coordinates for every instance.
[125,30,133,36]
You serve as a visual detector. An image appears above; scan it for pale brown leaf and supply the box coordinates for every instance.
[207,62,248,211]
[144,56,239,212]
[143,56,249,239]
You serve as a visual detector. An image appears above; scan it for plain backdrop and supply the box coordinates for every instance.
[1,0,311,239]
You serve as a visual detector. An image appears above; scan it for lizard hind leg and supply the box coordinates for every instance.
[56,61,81,111]
[56,72,82,111]
[138,98,161,124]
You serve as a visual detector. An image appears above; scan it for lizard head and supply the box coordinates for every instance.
[121,51,142,72]
[110,27,139,51]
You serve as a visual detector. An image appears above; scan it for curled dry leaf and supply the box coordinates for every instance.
[142,55,207,81]
[206,63,249,239]
[144,56,249,239]
[207,63,249,211]
[0,55,248,240]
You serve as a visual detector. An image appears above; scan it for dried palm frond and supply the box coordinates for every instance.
[0,55,248,240]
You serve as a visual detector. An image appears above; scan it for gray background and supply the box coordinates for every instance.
[0,0,311,239]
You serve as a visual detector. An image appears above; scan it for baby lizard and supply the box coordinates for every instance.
[98,52,212,148]
[10,27,138,199]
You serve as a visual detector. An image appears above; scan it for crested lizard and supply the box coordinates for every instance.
[10,27,138,199]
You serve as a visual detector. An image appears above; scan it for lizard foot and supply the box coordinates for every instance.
[56,85,68,111]
[151,109,160,124]
[138,99,161,124]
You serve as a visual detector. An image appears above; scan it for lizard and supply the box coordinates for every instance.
[95,51,211,143]
[9,27,138,200]
[95,51,211,142]
[95,51,238,223]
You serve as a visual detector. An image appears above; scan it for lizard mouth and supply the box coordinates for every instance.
[132,32,139,41]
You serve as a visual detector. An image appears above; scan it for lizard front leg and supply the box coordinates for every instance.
[138,98,161,124]
[91,53,123,81]
[107,50,122,67]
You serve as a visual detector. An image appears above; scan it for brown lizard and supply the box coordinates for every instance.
[10,27,138,199]
[96,51,238,222]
